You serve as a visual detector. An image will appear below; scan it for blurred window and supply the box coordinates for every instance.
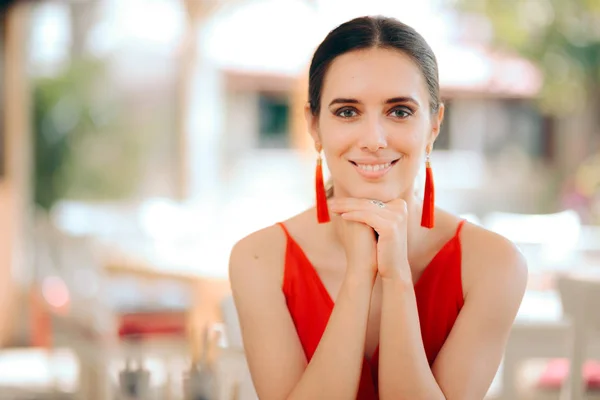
[484,99,543,157]
[258,93,290,148]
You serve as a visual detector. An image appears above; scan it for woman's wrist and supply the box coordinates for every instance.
[344,266,377,289]
[380,264,413,288]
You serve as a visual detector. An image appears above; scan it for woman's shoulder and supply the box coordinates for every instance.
[228,209,314,290]
[228,224,287,288]
[454,213,528,298]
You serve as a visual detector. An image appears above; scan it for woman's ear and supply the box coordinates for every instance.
[429,102,445,146]
[305,102,320,147]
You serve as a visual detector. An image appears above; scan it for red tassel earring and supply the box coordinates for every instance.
[315,151,330,223]
[420,153,435,229]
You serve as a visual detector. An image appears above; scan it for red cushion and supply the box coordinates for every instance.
[118,311,187,338]
[537,358,600,390]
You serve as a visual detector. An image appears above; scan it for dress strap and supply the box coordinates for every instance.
[276,222,292,239]
[455,219,467,236]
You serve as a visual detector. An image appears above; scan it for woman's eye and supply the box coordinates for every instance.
[390,107,412,118]
[336,108,358,118]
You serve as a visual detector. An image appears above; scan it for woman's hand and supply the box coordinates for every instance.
[328,200,378,282]
[328,198,411,283]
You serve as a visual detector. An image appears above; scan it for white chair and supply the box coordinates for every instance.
[500,290,569,399]
[555,273,600,400]
[489,210,582,399]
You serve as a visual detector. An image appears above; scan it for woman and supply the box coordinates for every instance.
[229,16,527,400]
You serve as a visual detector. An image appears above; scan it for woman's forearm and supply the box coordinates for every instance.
[378,275,445,400]
[287,269,375,400]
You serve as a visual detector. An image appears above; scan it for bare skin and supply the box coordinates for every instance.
[230,47,527,400]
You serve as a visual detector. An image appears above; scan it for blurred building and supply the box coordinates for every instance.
[176,0,549,217]
[23,0,559,215]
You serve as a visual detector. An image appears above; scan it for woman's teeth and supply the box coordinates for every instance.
[356,162,392,172]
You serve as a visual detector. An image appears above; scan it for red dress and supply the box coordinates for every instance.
[277,220,466,399]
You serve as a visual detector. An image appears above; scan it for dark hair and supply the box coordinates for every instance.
[308,16,440,116]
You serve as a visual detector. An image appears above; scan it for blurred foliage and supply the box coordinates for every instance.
[456,0,600,115]
[33,57,147,211]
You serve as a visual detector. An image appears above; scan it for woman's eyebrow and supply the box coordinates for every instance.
[328,96,420,107]
[384,96,420,107]
[328,98,360,107]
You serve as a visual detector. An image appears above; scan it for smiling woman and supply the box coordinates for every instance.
[229,16,527,400]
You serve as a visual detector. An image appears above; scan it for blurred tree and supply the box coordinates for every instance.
[456,0,600,159]
[33,57,147,211]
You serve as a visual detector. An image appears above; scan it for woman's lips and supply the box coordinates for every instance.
[350,158,400,179]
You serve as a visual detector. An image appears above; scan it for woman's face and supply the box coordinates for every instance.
[307,47,444,202]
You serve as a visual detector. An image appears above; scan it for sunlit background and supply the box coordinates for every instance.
[0,0,599,399]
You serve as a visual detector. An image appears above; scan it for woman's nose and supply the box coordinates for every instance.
[359,117,387,152]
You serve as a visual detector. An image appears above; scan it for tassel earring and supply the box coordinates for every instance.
[315,151,330,224]
[421,152,435,229]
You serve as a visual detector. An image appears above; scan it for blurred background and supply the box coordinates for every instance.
[0,0,599,399]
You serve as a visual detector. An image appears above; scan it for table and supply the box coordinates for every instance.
[45,253,231,400]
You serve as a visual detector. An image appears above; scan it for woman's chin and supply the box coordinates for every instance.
[340,185,406,202]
